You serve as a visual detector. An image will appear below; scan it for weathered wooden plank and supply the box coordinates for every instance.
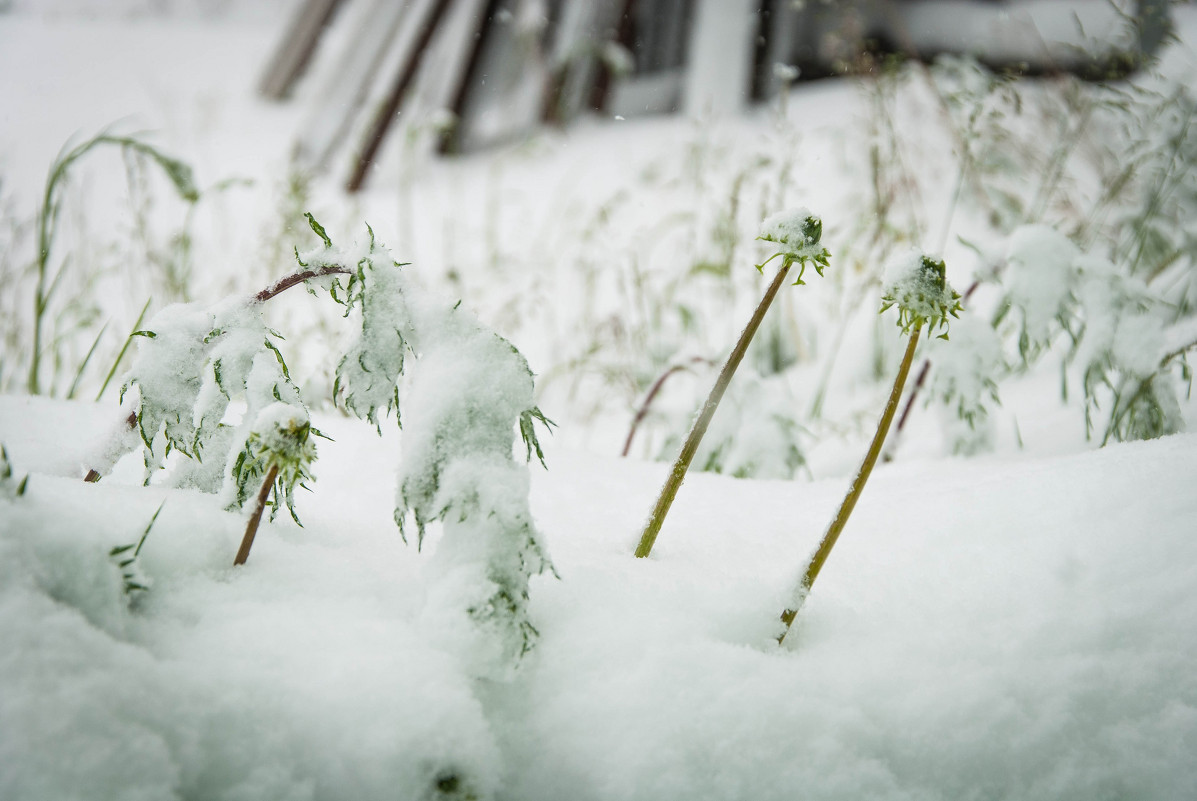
[258,0,346,100]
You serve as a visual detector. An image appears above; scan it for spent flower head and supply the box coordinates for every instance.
[757,208,831,284]
[880,250,962,338]
[230,402,319,523]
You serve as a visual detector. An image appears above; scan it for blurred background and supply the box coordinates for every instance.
[1,0,1194,479]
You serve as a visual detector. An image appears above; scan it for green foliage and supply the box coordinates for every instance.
[880,254,963,338]
[108,501,164,598]
[121,299,304,485]
[229,405,320,524]
[0,444,29,499]
[305,217,411,431]
[28,131,199,396]
[756,210,832,284]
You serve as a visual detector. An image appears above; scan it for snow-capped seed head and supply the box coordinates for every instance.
[231,401,318,523]
[251,402,312,459]
[756,208,831,284]
[879,250,962,338]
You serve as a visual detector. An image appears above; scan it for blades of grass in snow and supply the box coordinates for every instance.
[96,297,152,401]
[28,129,197,396]
[65,320,108,400]
[109,500,165,596]
[1,444,30,498]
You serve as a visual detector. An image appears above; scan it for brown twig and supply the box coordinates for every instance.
[254,265,350,303]
[620,357,714,458]
[234,463,279,566]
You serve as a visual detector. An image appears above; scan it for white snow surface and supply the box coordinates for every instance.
[2,396,1197,799]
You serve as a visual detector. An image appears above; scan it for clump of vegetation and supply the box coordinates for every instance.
[27,131,199,397]
[94,215,552,670]
[232,404,319,566]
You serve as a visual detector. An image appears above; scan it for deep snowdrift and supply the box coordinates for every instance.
[1,395,1195,800]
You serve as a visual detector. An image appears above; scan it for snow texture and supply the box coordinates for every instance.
[3,396,1197,800]
[1003,224,1081,347]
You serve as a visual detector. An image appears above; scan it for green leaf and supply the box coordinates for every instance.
[305,212,333,249]
[262,338,291,380]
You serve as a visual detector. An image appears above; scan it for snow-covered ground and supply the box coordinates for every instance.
[2,3,1197,800]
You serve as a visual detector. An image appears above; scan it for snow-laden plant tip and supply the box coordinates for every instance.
[778,250,961,643]
[634,208,829,558]
[96,214,554,669]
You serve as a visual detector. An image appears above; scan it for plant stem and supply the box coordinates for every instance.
[234,462,279,566]
[889,279,981,445]
[254,265,350,303]
[778,325,922,642]
[634,262,792,558]
[621,357,713,458]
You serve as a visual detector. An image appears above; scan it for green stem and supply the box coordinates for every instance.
[96,296,152,402]
[778,325,922,642]
[634,261,792,558]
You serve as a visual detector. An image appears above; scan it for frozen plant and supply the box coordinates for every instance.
[778,250,960,642]
[1071,255,1184,444]
[635,208,829,558]
[304,219,555,668]
[91,212,553,668]
[924,313,1004,454]
[996,224,1082,363]
[232,403,318,566]
[121,296,306,492]
[989,224,1189,444]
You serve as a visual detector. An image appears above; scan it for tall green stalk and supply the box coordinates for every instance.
[635,262,793,558]
[635,209,830,558]
[27,132,197,395]
[777,251,959,642]
[778,326,920,640]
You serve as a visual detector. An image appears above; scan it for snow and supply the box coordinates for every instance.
[758,207,820,258]
[1003,225,1082,346]
[3,396,1197,799]
[3,2,1197,799]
